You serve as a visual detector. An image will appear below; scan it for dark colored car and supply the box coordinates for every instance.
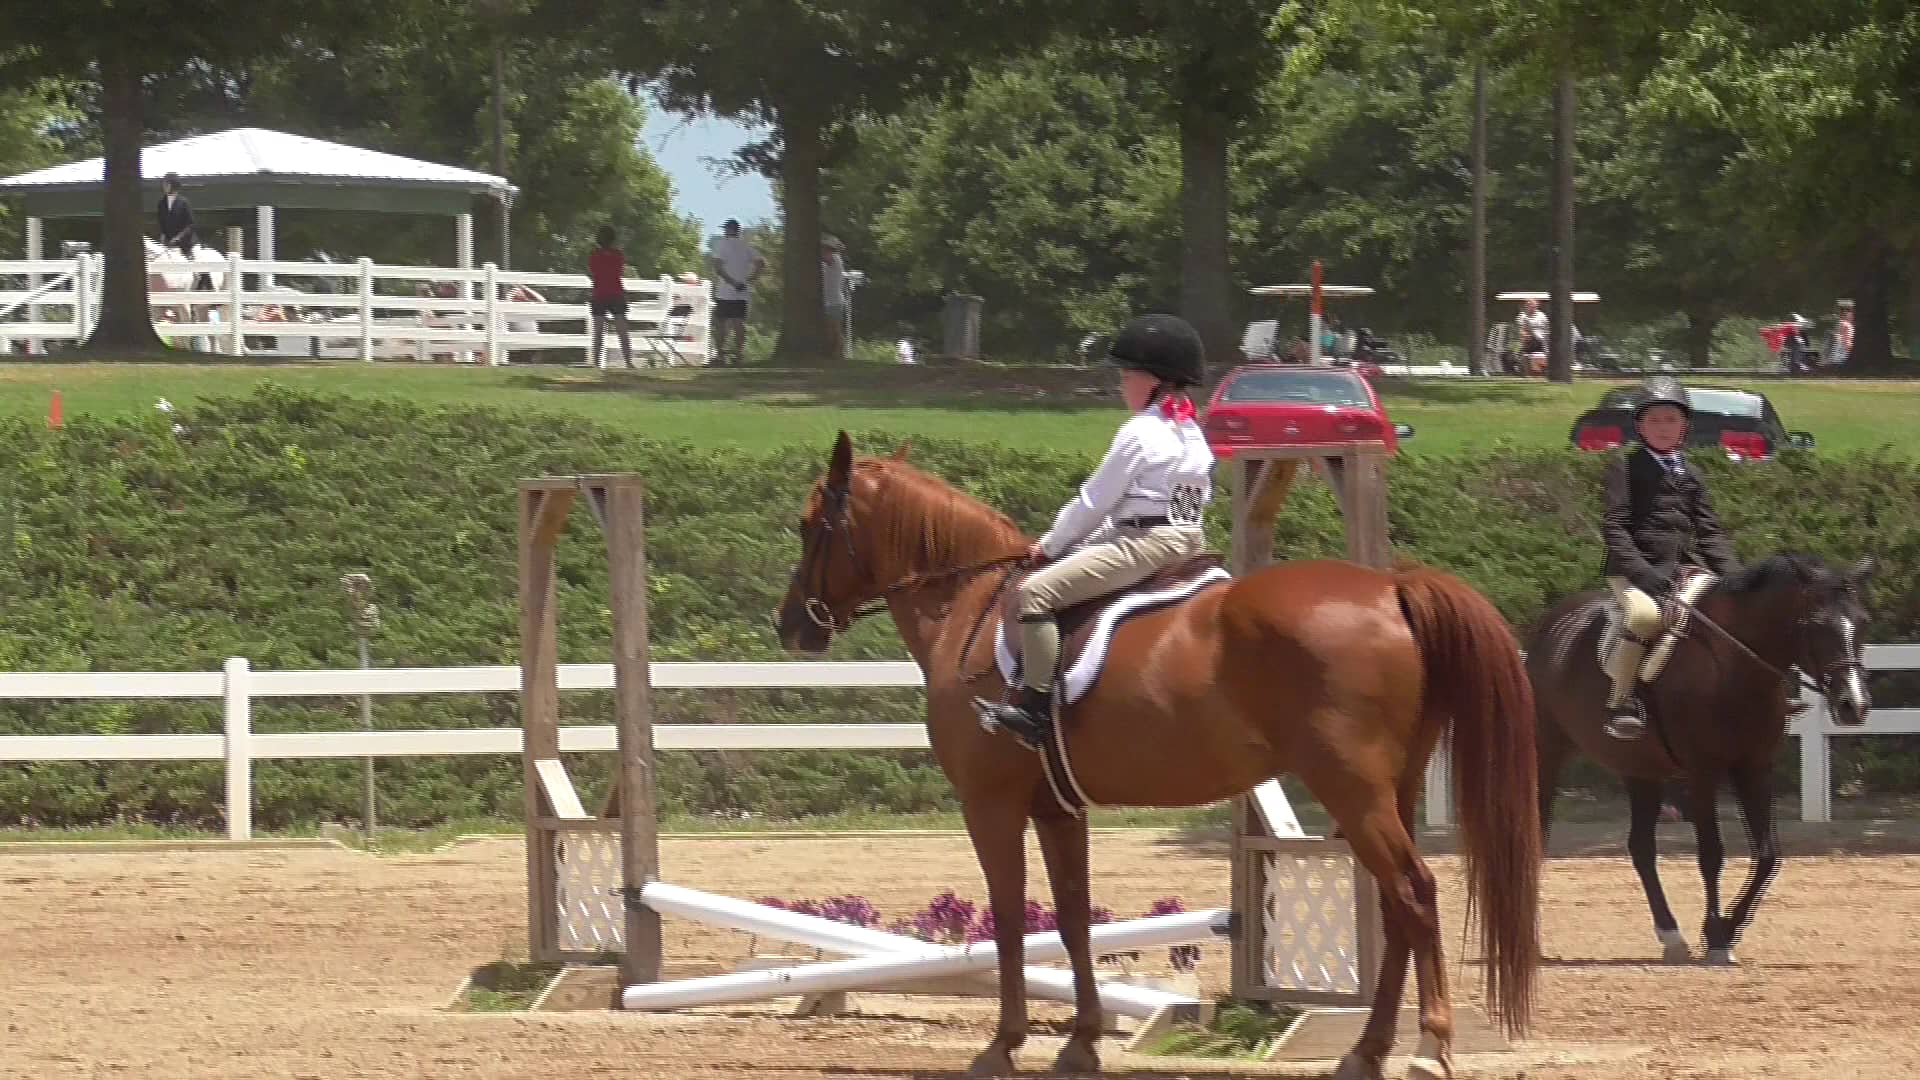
[1569,385,1814,461]
[1202,363,1413,458]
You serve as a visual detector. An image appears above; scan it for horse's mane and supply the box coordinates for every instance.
[852,457,1027,574]
[1716,552,1834,595]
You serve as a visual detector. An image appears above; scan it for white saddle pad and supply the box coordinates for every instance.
[994,567,1231,705]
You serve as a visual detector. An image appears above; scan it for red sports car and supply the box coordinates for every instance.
[1201,363,1412,458]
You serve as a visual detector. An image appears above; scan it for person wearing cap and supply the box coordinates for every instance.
[973,314,1215,750]
[708,218,763,366]
[1598,375,1742,739]
[821,234,849,360]
[1830,299,1854,366]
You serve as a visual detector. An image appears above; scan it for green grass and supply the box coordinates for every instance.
[6,359,1916,459]
[1140,1000,1302,1060]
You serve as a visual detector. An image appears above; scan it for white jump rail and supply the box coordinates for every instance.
[0,254,712,366]
[0,648,1911,839]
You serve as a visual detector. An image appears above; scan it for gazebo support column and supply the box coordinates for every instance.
[255,206,276,292]
[25,215,43,354]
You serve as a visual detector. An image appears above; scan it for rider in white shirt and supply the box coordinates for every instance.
[975,314,1215,750]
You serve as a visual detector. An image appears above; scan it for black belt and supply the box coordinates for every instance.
[1114,515,1172,528]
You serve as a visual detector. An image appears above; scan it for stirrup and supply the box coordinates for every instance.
[972,689,1052,752]
[1604,698,1647,741]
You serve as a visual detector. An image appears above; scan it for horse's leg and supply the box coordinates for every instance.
[1685,776,1728,965]
[1334,787,1421,1080]
[963,797,1031,1076]
[1032,811,1101,1074]
[1534,709,1573,845]
[1709,764,1781,965]
[1319,778,1450,1080]
[1626,778,1689,961]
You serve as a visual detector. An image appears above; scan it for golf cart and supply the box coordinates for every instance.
[1488,290,1616,374]
[1243,282,1404,370]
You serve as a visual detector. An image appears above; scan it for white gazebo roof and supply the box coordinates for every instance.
[0,127,514,217]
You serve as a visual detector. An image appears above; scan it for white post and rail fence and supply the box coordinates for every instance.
[0,254,712,367]
[0,648,1910,841]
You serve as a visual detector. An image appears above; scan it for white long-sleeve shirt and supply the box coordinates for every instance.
[1039,407,1214,558]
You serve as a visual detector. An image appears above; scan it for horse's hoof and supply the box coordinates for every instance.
[1658,928,1691,963]
[967,1042,1019,1077]
[1051,1036,1100,1076]
[1404,1033,1453,1080]
[1333,1051,1384,1080]
[1704,947,1738,966]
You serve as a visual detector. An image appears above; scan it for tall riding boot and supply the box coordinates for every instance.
[1603,633,1651,740]
[972,614,1059,751]
[973,683,1053,751]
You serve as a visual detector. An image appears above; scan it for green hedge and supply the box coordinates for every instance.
[0,385,1912,828]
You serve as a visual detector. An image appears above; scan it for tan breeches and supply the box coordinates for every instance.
[1015,525,1205,692]
[1603,572,1716,704]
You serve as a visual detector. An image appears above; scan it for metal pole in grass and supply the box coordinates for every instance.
[341,573,381,847]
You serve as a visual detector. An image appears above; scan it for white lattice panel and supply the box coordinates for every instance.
[1260,851,1362,995]
[556,829,626,952]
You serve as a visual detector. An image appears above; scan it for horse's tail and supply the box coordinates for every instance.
[1395,563,1541,1038]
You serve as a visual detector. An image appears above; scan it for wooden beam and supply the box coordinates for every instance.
[519,482,576,963]
[600,475,662,986]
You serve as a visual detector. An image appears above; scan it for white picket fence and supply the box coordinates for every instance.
[0,254,713,367]
[0,649,1912,840]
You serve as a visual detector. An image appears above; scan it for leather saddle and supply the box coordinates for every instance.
[997,552,1229,693]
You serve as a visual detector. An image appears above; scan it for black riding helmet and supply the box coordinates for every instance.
[1632,375,1691,420]
[1106,313,1205,388]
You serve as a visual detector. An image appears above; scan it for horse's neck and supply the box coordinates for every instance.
[1705,589,1799,666]
[861,467,1024,669]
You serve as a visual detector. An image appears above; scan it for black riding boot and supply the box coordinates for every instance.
[1605,695,1647,741]
[973,684,1053,752]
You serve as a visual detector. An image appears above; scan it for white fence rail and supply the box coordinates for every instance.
[0,649,1913,840]
[1423,643,1920,829]
[0,255,712,367]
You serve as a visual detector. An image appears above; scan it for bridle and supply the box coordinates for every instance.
[793,479,1028,635]
[1674,592,1868,707]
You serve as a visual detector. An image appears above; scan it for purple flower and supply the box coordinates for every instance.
[1147,897,1187,916]
[819,895,880,928]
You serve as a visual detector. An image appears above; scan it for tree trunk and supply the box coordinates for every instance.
[1850,240,1894,370]
[1905,244,1919,364]
[1682,309,1716,368]
[1546,63,1576,384]
[1177,95,1235,376]
[84,50,165,353]
[493,38,510,269]
[1468,63,1487,376]
[773,98,828,365]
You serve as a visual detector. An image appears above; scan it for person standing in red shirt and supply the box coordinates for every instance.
[588,225,636,369]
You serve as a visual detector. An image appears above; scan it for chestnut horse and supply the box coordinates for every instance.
[1526,553,1873,964]
[774,433,1542,1079]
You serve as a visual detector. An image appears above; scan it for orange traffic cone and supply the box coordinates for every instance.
[47,389,62,428]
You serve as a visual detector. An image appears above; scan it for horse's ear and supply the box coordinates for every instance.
[828,430,854,488]
[1847,556,1877,588]
[891,440,911,462]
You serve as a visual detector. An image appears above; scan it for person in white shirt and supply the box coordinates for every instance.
[821,235,849,360]
[708,218,764,366]
[974,313,1216,750]
[1516,298,1549,354]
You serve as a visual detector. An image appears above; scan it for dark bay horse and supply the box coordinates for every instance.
[1526,553,1873,964]
[774,433,1542,1080]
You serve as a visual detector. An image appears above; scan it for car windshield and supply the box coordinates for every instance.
[1685,389,1764,418]
[1220,370,1371,407]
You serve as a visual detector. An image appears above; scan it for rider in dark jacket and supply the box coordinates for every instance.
[1599,376,1741,739]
